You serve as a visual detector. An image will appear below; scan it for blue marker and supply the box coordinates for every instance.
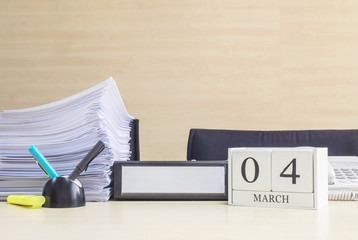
[29,146,60,178]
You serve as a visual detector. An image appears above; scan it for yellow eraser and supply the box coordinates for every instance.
[7,195,45,209]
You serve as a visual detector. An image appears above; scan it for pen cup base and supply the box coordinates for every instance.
[42,177,86,208]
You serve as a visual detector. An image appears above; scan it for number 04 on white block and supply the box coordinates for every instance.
[228,147,328,209]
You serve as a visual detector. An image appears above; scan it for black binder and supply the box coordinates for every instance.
[129,119,140,161]
[113,161,228,200]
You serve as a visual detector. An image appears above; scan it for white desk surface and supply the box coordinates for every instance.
[1,201,357,240]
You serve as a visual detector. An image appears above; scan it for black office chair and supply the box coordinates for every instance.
[187,128,358,160]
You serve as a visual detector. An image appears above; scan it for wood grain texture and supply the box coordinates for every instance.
[1,1,358,160]
[1,201,357,240]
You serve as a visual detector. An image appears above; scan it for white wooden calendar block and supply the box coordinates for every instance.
[228,147,328,209]
[232,149,271,191]
[271,150,313,193]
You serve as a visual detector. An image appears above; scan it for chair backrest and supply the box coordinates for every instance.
[187,128,358,160]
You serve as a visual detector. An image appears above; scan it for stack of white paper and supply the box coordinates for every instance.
[0,77,134,201]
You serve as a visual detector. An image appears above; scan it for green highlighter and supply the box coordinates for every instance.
[7,195,45,209]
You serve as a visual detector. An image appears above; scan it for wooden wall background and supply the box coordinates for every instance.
[1,1,358,160]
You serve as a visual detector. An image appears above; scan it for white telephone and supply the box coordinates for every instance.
[328,156,358,201]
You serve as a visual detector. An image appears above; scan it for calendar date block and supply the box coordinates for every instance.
[228,147,328,209]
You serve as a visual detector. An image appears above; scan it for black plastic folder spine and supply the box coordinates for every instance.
[129,119,140,161]
[113,161,228,200]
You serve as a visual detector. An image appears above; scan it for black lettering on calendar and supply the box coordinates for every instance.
[241,157,259,183]
[253,194,289,203]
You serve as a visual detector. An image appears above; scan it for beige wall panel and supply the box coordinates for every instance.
[0,1,358,160]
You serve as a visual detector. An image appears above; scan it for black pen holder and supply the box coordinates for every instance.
[42,177,86,208]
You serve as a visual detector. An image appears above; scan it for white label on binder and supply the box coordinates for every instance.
[121,166,226,194]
